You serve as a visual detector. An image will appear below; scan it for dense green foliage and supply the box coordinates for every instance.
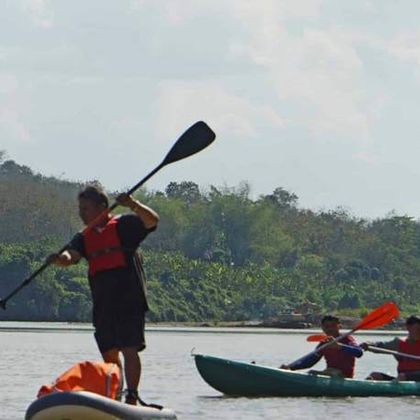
[0,156,419,322]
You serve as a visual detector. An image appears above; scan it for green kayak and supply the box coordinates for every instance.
[194,354,420,397]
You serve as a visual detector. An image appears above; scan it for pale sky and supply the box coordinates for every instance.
[2,1,420,218]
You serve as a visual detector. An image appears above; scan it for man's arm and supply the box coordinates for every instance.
[341,336,363,358]
[116,193,159,230]
[281,352,322,371]
[360,338,400,352]
[47,233,84,267]
[340,344,363,358]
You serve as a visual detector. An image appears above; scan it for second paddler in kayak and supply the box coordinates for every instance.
[361,315,420,381]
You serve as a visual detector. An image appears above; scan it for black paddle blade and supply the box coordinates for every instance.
[0,300,5,310]
[162,121,216,166]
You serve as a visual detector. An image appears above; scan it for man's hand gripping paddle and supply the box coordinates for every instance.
[0,121,216,309]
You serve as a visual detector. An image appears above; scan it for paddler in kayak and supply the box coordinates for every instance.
[281,315,363,378]
[361,315,420,381]
[48,185,159,406]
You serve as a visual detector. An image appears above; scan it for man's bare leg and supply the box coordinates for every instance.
[102,348,121,366]
[121,346,141,405]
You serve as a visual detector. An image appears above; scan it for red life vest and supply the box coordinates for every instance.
[320,336,358,378]
[83,216,127,276]
[397,338,420,373]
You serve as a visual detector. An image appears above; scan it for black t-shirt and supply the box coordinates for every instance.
[69,214,154,326]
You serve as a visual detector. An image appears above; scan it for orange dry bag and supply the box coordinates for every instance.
[37,361,122,400]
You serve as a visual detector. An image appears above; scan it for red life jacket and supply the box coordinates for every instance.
[320,336,358,378]
[37,361,122,400]
[83,216,127,276]
[397,338,420,373]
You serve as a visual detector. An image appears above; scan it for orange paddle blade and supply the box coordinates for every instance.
[353,302,399,331]
[306,334,327,342]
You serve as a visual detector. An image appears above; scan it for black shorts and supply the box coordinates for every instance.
[94,314,146,354]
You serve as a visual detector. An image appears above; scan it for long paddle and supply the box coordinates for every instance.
[367,345,420,361]
[306,303,400,344]
[286,302,399,368]
[0,121,216,310]
[306,337,420,362]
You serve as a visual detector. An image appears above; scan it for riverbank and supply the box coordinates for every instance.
[155,315,406,330]
[0,321,406,335]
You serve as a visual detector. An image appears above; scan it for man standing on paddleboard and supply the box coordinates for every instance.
[48,184,159,407]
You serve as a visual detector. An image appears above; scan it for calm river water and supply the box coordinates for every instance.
[0,324,419,419]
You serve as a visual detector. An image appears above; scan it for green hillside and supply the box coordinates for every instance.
[0,156,419,322]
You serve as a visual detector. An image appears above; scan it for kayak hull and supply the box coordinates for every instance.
[25,391,177,420]
[194,354,420,397]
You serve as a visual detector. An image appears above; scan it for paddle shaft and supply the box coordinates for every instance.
[110,163,165,212]
[368,345,420,361]
[337,343,419,360]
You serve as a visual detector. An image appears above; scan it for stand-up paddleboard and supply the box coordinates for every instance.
[26,391,177,420]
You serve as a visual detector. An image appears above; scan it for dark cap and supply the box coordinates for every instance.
[78,184,109,208]
[321,315,340,324]
[406,315,420,325]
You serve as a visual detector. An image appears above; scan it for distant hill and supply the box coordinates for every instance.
[0,155,419,322]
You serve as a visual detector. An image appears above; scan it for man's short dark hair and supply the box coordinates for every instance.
[406,315,420,326]
[321,315,340,324]
[78,185,109,208]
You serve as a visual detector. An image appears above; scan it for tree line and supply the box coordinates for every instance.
[0,157,419,322]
